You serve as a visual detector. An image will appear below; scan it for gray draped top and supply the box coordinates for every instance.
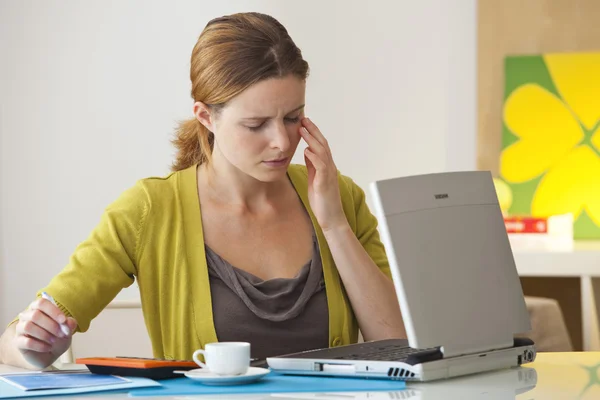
[206,234,329,359]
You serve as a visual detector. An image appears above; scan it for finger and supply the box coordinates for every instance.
[16,335,53,353]
[304,148,326,171]
[299,126,329,159]
[301,118,329,149]
[16,320,56,345]
[20,308,67,339]
[304,151,316,183]
[66,317,78,334]
[30,298,67,324]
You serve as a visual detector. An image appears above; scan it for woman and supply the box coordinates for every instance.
[0,12,405,369]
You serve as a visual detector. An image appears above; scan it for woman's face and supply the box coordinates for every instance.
[198,75,306,182]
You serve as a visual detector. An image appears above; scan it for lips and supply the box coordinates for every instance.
[263,157,289,167]
[264,157,287,163]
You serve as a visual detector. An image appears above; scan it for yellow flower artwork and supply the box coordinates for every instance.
[499,52,600,239]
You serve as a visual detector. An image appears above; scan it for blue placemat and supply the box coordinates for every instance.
[0,375,159,399]
[128,374,406,397]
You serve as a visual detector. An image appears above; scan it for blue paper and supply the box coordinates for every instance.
[0,373,128,391]
[128,374,406,397]
[0,374,159,399]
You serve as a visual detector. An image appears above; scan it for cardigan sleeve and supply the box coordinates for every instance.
[341,175,392,280]
[28,182,150,332]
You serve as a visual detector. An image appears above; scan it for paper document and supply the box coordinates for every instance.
[0,372,129,391]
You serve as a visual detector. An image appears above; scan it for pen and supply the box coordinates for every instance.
[40,291,71,337]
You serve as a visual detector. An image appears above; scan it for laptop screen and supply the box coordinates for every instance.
[370,171,531,357]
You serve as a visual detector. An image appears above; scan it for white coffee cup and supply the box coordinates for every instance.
[192,342,251,376]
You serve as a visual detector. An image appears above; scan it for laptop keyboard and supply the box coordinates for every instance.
[333,343,433,362]
[274,339,442,366]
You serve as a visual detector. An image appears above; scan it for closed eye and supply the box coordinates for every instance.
[285,116,300,124]
[246,116,301,132]
[247,122,265,132]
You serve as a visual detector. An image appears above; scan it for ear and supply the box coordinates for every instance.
[193,101,215,132]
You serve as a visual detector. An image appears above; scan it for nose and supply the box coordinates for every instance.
[270,122,291,153]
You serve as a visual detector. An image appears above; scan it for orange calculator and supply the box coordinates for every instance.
[76,357,198,380]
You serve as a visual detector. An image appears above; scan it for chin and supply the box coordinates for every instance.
[256,170,289,183]
[251,163,290,182]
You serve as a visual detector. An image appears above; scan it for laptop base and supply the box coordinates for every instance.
[267,338,536,382]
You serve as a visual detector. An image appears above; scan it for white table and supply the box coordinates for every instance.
[513,241,600,351]
[1,353,599,399]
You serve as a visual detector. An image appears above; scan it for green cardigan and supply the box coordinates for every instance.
[38,164,391,360]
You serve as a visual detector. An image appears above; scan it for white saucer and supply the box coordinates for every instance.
[175,367,271,385]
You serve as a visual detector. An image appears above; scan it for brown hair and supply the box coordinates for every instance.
[171,12,309,171]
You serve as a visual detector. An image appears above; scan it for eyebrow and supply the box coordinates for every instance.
[240,104,305,121]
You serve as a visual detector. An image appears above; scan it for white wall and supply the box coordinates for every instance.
[0,0,476,327]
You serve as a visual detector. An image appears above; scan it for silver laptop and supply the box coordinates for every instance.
[267,171,536,382]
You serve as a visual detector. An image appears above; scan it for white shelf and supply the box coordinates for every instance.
[513,241,600,277]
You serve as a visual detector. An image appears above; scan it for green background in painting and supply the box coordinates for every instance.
[501,55,600,239]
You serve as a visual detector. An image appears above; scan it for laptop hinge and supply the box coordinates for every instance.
[440,345,470,359]
[440,338,514,359]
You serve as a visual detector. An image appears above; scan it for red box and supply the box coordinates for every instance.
[503,216,548,234]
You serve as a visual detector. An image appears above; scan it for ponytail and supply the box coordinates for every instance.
[171,118,214,171]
